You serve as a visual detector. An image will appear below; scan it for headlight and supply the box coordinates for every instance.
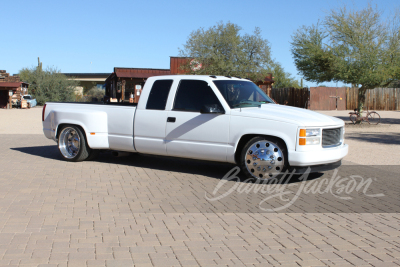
[305,137,320,145]
[299,128,321,146]
[301,128,320,137]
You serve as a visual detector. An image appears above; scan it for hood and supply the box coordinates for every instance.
[231,104,344,127]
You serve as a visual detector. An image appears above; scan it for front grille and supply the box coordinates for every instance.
[322,127,342,147]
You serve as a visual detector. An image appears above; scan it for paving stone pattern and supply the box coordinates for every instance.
[0,134,399,266]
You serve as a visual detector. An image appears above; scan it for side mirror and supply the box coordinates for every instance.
[200,105,225,114]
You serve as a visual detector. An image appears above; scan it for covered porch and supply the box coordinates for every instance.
[0,82,29,108]
[105,68,171,103]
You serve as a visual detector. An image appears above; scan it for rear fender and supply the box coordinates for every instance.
[52,110,109,149]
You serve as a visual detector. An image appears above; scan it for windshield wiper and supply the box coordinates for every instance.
[231,101,260,108]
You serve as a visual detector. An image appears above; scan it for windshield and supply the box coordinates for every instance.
[213,80,275,108]
[23,96,31,100]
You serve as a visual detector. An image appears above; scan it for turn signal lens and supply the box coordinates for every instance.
[299,129,306,137]
[90,132,96,135]
[299,138,306,145]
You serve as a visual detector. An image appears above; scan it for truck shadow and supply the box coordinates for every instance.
[346,133,400,145]
[11,145,323,184]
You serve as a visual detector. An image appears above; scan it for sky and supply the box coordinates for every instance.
[1,0,398,87]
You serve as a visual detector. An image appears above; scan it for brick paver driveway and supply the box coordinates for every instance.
[0,109,399,266]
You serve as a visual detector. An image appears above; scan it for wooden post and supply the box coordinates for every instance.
[134,84,142,103]
[121,80,126,102]
[8,90,12,109]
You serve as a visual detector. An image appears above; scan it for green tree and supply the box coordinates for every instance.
[179,22,298,86]
[80,87,106,102]
[19,66,78,105]
[271,62,301,88]
[291,5,400,112]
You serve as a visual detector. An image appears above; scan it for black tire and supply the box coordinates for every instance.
[86,149,100,161]
[349,113,358,124]
[57,125,91,162]
[239,136,288,180]
[368,112,381,125]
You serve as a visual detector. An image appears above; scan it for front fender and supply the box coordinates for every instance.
[227,116,298,163]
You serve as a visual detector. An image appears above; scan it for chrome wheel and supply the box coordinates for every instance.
[245,140,285,179]
[59,127,81,159]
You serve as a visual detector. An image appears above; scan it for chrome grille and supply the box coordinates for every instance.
[322,127,342,147]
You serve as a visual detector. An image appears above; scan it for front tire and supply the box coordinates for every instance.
[58,126,91,162]
[240,136,288,180]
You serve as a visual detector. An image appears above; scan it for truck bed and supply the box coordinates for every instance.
[46,101,138,107]
[43,102,137,152]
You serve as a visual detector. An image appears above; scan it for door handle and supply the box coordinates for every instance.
[167,117,176,123]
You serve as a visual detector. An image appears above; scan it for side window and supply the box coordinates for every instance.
[173,80,224,112]
[146,80,173,110]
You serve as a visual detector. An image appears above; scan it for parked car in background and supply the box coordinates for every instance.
[19,95,37,108]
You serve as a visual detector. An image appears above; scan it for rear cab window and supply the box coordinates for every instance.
[146,80,173,110]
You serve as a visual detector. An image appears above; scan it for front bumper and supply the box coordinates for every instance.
[289,144,348,166]
[289,160,342,174]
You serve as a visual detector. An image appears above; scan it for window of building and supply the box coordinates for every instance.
[96,83,106,90]
[146,80,173,110]
[173,80,223,112]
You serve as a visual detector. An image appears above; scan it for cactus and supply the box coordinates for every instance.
[37,57,42,71]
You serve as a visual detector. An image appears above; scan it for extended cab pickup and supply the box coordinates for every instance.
[42,75,348,179]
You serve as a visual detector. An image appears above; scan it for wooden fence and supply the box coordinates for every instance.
[346,87,400,110]
[268,87,399,110]
[268,88,309,108]
[309,87,347,110]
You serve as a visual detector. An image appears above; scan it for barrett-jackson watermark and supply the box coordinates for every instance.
[205,167,385,212]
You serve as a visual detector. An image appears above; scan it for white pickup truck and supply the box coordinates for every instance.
[42,75,348,179]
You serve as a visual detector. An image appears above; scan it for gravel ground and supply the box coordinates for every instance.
[0,107,43,135]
